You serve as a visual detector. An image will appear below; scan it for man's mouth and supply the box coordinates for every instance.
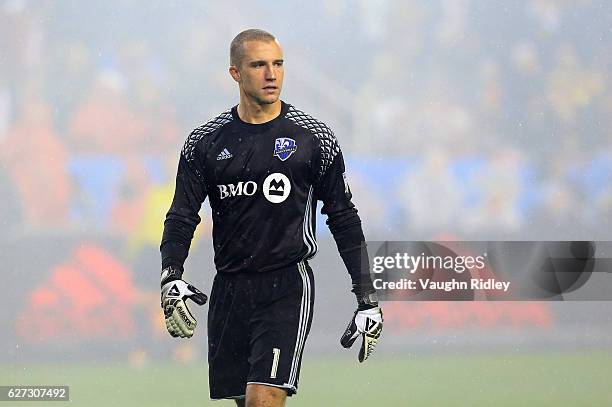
[263,86,277,90]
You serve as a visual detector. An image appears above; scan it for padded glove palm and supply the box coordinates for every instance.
[340,307,383,362]
[160,269,207,338]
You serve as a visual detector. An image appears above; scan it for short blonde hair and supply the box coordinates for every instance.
[230,29,276,68]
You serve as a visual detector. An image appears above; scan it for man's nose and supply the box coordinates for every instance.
[265,64,276,80]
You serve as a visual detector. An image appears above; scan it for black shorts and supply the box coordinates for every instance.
[207,261,315,400]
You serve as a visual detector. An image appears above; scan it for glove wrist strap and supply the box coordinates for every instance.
[353,284,379,310]
[161,265,184,287]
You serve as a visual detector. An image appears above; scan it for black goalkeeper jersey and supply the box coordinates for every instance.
[161,101,356,274]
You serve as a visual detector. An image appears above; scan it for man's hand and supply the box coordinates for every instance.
[340,306,383,362]
[160,267,207,338]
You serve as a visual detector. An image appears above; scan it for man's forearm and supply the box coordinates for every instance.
[327,207,376,301]
[160,204,201,273]
[160,215,198,271]
[160,155,206,272]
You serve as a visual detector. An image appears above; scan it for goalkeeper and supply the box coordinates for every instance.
[160,28,383,407]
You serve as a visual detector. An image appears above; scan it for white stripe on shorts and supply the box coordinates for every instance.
[287,261,311,387]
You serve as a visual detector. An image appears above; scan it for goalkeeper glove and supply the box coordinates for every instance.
[160,266,207,338]
[340,291,383,362]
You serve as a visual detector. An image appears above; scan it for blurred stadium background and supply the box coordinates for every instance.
[1,0,611,405]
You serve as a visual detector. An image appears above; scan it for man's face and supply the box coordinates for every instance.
[233,40,284,105]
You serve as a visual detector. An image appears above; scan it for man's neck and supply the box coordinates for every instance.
[237,98,282,124]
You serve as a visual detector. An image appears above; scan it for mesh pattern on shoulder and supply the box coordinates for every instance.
[181,110,233,163]
[285,105,340,178]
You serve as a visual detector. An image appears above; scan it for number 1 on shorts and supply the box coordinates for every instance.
[270,348,280,379]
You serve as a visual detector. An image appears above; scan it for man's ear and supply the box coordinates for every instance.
[229,65,241,83]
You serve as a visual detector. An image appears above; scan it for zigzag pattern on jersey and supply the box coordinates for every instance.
[285,105,340,178]
[181,110,233,165]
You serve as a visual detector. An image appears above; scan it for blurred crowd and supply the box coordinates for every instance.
[0,0,610,246]
[3,0,611,357]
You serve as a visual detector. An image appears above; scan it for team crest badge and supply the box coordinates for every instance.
[273,137,297,161]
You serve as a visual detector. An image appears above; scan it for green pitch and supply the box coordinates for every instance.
[3,351,611,406]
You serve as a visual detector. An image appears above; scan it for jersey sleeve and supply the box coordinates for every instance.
[314,138,354,215]
[160,143,207,272]
[314,135,376,303]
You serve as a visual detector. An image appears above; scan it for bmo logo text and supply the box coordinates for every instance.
[218,181,257,199]
[217,173,291,204]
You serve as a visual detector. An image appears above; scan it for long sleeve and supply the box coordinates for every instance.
[160,153,207,271]
[315,149,375,297]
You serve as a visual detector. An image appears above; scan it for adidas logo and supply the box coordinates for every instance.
[168,284,180,297]
[366,319,376,331]
[217,148,233,161]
